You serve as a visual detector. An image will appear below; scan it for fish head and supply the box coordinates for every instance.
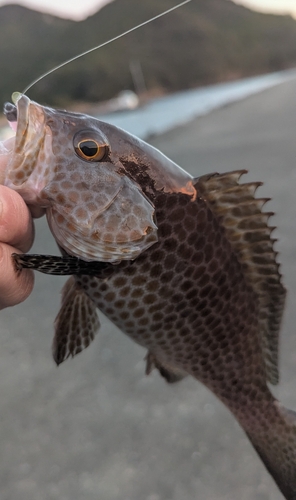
[3,94,179,262]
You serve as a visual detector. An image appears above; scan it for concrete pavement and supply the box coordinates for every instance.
[1,78,296,499]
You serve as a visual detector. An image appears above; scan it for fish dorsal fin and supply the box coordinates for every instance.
[194,170,286,385]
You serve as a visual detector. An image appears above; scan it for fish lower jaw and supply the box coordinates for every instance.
[4,178,51,208]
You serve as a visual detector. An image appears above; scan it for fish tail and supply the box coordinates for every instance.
[242,398,296,499]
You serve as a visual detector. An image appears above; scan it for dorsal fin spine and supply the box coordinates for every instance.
[194,170,286,386]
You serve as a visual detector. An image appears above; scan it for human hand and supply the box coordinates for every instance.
[0,154,34,309]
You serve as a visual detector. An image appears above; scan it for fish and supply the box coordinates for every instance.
[2,93,296,500]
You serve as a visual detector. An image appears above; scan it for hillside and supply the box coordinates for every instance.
[1,0,296,106]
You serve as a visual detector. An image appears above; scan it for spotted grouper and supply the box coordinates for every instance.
[2,94,296,499]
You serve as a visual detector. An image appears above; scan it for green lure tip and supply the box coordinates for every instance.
[11,92,22,104]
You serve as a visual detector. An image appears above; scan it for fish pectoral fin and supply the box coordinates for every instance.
[53,276,100,365]
[145,351,187,383]
[12,253,110,276]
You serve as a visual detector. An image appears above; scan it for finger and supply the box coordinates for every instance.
[0,144,46,219]
[0,137,45,218]
[0,243,34,309]
[0,154,10,184]
[0,137,15,184]
[0,185,34,252]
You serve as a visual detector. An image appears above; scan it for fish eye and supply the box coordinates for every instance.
[73,130,109,162]
[75,138,107,161]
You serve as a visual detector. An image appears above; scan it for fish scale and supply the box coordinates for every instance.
[75,189,265,395]
[2,95,296,500]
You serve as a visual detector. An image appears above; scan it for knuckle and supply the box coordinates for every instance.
[0,186,34,252]
[0,243,34,309]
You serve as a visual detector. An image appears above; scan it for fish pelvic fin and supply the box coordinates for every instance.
[145,351,187,383]
[194,170,286,385]
[243,399,296,500]
[53,276,100,365]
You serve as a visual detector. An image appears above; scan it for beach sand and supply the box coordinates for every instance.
[1,78,296,500]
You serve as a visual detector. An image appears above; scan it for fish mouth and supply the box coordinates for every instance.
[3,101,17,126]
[3,95,51,206]
[4,94,44,158]
[0,102,17,184]
[0,136,15,185]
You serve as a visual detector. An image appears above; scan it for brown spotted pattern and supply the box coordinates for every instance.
[5,97,54,204]
[76,190,265,397]
[5,96,158,261]
[4,96,296,499]
[76,189,296,499]
[44,169,158,262]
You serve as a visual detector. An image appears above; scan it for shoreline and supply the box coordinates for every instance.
[1,69,296,142]
[96,69,296,141]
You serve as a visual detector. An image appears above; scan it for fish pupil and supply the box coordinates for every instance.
[80,140,98,158]
[74,132,108,161]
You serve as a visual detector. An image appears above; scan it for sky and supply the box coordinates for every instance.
[0,0,112,19]
[234,0,296,18]
[0,0,295,20]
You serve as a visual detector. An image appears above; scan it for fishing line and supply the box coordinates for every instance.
[21,0,192,96]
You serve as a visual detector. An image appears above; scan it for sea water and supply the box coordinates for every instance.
[1,69,296,141]
[98,69,296,140]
